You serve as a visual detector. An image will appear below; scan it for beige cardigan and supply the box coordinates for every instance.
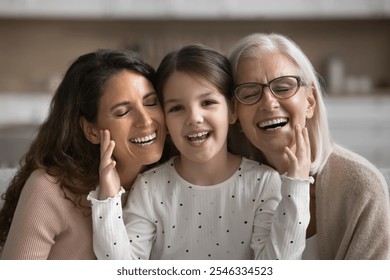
[1,169,96,259]
[316,144,390,259]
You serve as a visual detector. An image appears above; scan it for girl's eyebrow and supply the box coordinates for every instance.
[164,98,180,105]
[164,92,213,104]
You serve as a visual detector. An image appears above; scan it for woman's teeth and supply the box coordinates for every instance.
[258,118,288,130]
[131,132,157,145]
[187,131,209,143]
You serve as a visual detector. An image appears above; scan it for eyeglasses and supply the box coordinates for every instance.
[234,75,307,105]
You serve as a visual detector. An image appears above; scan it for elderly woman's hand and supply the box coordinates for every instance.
[284,124,311,180]
[98,129,121,200]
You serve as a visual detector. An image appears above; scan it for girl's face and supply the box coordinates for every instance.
[234,52,316,161]
[163,71,235,164]
[94,70,166,169]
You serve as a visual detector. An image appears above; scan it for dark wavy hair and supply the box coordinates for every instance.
[0,49,157,249]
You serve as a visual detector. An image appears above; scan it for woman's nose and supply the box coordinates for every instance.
[136,107,153,127]
[258,88,280,111]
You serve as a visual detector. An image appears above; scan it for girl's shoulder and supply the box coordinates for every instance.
[238,157,280,185]
[141,157,176,176]
[240,157,277,174]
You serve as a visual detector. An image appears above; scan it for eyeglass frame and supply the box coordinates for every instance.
[233,75,307,105]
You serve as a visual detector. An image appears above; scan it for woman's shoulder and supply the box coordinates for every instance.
[320,144,387,196]
[328,144,384,177]
[22,169,64,200]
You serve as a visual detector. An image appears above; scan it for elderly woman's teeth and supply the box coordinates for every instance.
[258,118,288,130]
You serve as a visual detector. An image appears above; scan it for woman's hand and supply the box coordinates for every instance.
[98,129,121,200]
[285,124,311,180]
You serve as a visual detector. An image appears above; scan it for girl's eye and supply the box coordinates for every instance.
[167,105,183,113]
[202,99,218,106]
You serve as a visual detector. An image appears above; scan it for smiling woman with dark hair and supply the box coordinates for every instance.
[0,49,166,259]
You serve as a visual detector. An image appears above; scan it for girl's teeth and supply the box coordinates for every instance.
[187,131,209,142]
[188,132,208,138]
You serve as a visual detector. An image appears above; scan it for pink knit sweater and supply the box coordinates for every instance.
[1,169,96,259]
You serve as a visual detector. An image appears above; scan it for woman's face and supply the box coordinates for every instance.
[234,52,315,160]
[95,70,166,169]
[163,71,234,164]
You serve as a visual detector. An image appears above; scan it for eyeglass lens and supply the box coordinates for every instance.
[235,76,300,104]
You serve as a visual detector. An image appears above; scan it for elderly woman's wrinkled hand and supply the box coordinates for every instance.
[284,124,311,180]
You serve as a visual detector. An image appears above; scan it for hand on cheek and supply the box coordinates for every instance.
[284,124,311,180]
[98,129,121,200]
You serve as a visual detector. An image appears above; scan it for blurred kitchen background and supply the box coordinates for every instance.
[0,0,389,169]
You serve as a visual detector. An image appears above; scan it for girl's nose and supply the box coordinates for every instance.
[186,107,203,126]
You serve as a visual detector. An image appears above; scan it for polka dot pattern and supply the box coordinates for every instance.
[91,157,310,260]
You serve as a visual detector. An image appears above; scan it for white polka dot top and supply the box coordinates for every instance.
[88,157,311,260]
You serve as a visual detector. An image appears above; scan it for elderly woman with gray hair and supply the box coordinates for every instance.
[228,33,390,259]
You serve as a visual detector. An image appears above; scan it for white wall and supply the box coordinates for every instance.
[326,96,390,168]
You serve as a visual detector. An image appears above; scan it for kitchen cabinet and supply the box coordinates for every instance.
[0,0,389,19]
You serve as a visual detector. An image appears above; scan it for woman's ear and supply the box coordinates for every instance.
[305,86,317,119]
[80,116,100,144]
[229,98,239,125]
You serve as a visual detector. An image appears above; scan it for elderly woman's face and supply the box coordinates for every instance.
[96,70,166,168]
[234,52,315,159]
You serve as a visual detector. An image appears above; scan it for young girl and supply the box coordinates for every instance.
[88,44,313,260]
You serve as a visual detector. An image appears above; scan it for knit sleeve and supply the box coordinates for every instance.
[1,171,67,259]
[88,175,156,260]
[252,171,311,260]
[88,187,133,259]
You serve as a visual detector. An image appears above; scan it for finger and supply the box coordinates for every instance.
[101,159,117,177]
[285,146,297,166]
[102,140,115,165]
[100,130,110,159]
[100,139,115,171]
[302,127,311,161]
[294,124,305,160]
